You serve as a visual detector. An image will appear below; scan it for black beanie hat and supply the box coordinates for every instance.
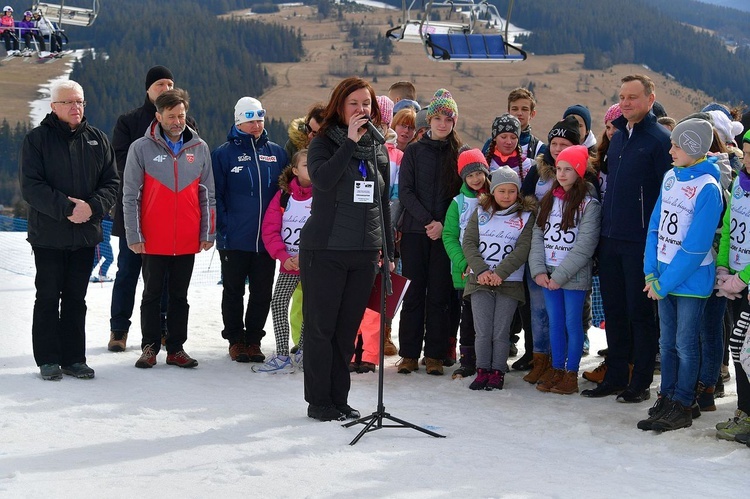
[145,65,174,91]
[547,116,581,145]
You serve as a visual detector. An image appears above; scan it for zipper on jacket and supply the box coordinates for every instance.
[173,156,179,255]
[640,185,645,229]
[252,138,262,252]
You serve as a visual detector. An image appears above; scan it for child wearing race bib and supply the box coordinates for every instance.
[443,148,491,379]
[529,145,601,395]
[638,118,723,432]
[519,117,581,385]
[486,113,533,181]
[462,166,536,390]
[258,149,312,373]
[712,128,750,441]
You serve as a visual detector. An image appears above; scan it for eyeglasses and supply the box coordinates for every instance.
[304,123,318,137]
[244,109,266,119]
[53,100,87,108]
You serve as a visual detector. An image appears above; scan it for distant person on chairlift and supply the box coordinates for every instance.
[1,6,19,55]
[18,11,41,55]
[33,10,62,54]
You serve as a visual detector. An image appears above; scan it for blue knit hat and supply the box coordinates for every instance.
[393,99,421,114]
[563,104,591,133]
[701,102,732,120]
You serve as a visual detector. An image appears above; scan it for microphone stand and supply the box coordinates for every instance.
[344,128,445,445]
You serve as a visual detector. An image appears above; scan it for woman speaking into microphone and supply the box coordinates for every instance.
[299,77,395,422]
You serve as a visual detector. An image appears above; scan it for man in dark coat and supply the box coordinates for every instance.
[582,74,672,402]
[20,80,119,380]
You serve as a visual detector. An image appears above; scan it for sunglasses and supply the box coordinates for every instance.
[244,109,266,119]
[304,123,318,137]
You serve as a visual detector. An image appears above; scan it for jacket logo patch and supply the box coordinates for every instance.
[259,155,277,162]
[186,153,195,163]
[230,166,244,174]
[87,140,98,146]
[153,154,168,163]
[237,154,252,162]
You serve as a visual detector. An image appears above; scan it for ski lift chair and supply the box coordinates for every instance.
[34,0,99,27]
[422,0,526,62]
[424,32,526,62]
[387,0,473,43]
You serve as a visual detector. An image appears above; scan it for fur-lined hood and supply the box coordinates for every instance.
[287,117,308,152]
[479,193,537,215]
[535,153,556,182]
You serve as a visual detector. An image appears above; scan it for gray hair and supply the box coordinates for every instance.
[51,80,84,101]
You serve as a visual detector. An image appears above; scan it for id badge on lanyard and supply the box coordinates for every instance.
[354,159,374,203]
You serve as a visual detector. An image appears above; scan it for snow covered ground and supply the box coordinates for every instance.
[1,233,749,498]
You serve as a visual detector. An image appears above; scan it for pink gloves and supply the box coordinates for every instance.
[716,272,746,300]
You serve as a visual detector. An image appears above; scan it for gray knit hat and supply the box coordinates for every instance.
[671,118,713,160]
[415,109,429,131]
[490,166,521,193]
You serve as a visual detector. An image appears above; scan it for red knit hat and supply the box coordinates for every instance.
[556,145,589,179]
[457,148,490,180]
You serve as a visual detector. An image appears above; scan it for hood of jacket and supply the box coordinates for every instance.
[226,125,269,149]
[287,117,308,152]
[145,119,200,151]
[535,152,556,181]
[287,176,312,201]
[41,112,90,140]
[673,155,721,183]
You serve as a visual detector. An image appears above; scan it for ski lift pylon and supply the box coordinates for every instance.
[33,0,100,27]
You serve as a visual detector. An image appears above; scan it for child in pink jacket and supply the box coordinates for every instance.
[257,149,312,373]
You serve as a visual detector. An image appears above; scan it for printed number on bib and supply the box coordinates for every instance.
[478,241,514,267]
[660,210,679,236]
[730,218,747,245]
[543,222,576,244]
[283,227,301,247]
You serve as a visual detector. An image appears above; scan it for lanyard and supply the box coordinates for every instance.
[358,160,367,180]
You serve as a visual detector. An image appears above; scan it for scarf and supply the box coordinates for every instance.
[740,168,750,193]
[552,186,568,200]
[326,125,378,161]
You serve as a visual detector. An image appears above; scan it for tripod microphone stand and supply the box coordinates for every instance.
[344,129,445,445]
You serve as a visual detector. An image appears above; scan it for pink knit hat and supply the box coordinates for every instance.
[377,95,394,126]
[556,145,590,179]
[604,103,622,124]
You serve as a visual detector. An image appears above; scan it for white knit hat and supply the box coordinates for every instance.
[234,97,265,125]
[706,110,743,145]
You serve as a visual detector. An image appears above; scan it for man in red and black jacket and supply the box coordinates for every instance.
[123,88,215,370]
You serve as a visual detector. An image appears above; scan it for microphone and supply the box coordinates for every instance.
[364,118,386,145]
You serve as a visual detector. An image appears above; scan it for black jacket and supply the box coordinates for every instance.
[300,130,394,259]
[110,96,198,237]
[398,134,459,234]
[20,113,119,250]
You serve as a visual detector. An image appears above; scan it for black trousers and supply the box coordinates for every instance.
[398,232,453,359]
[140,254,194,354]
[31,246,94,366]
[728,290,750,414]
[219,249,275,346]
[598,237,659,390]
[300,249,378,407]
